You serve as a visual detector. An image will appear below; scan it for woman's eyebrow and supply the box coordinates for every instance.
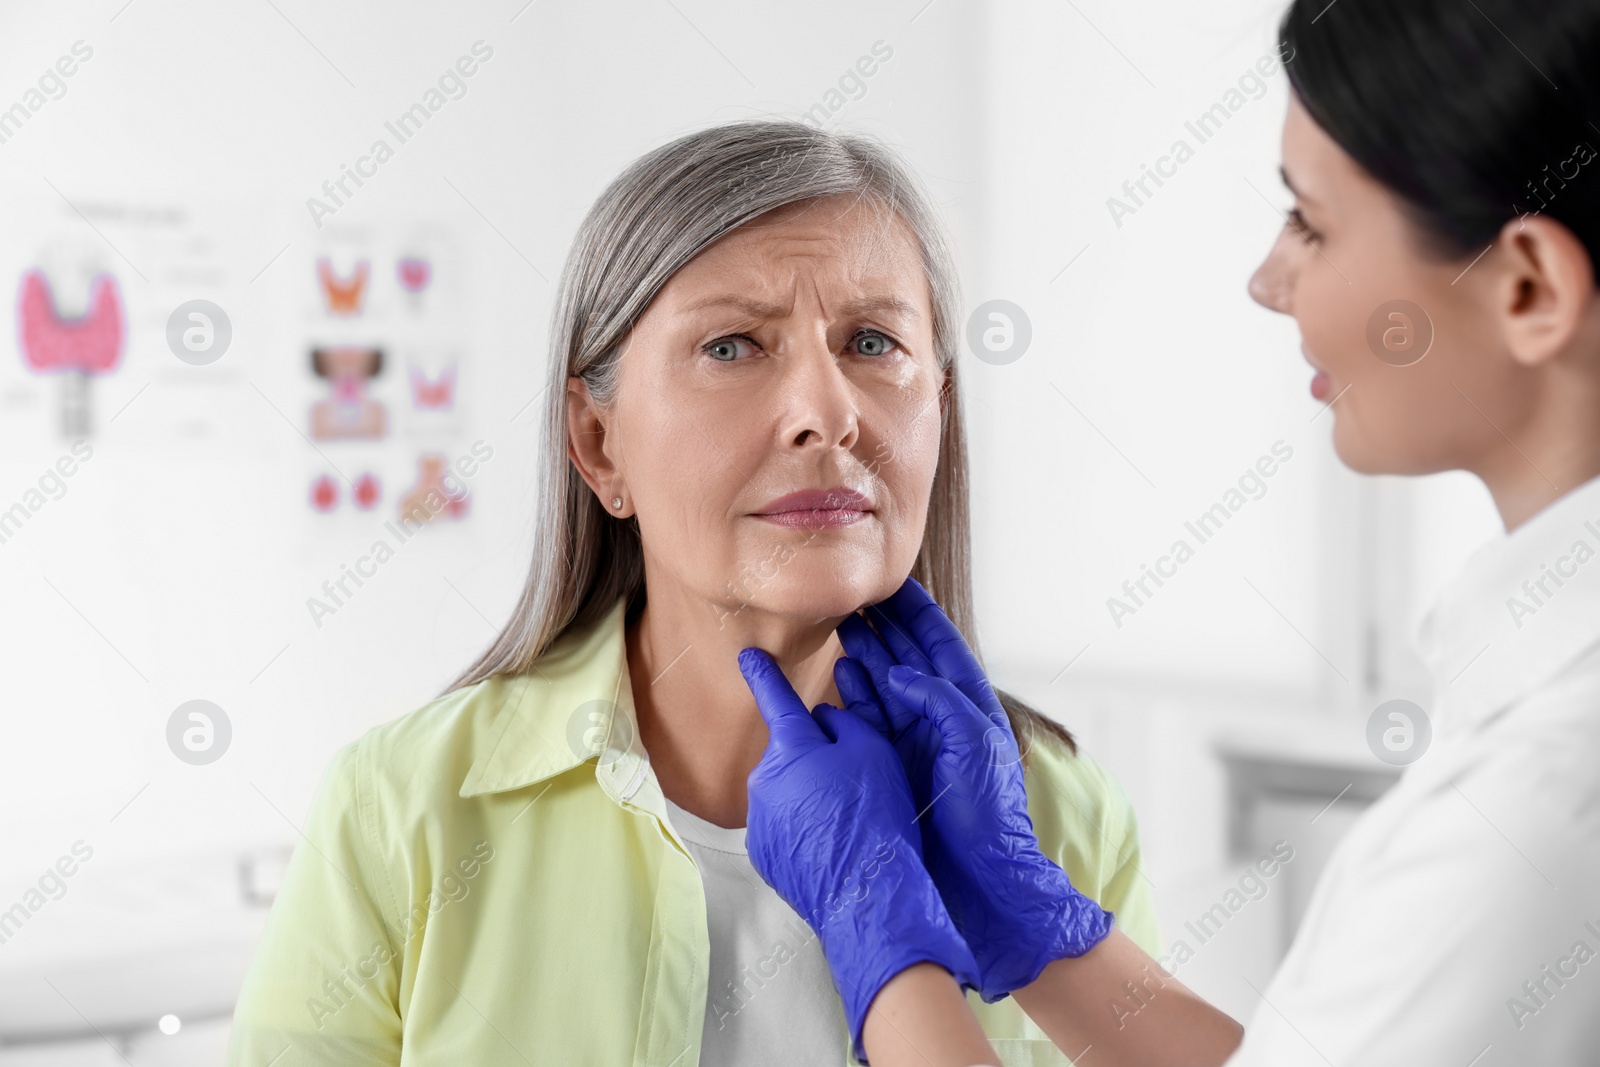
[839,295,920,319]
[678,293,920,319]
[681,295,787,317]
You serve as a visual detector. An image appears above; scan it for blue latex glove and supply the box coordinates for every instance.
[834,578,1114,1002]
[738,646,981,1064]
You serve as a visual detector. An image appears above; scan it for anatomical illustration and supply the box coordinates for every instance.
[397,255,430,314]
[310,471,381,512]
[317,257,368,316]
[16,266,126,438]
[397,453,468,525]
[309,345,386,440]
[408,359,456,411]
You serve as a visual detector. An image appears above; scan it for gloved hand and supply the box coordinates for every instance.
[738,647,981,1064]
[834,577,1114,1003]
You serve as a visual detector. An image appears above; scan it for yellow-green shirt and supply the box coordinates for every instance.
[226,595,1160,1066]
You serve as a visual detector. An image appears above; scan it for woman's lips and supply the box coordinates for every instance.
[756,508,869,529]
[753,487,872,529]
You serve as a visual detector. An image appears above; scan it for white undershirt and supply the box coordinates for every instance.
[662,795,853,1066]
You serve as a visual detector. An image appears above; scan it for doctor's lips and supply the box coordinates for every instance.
[753,487,873,529]
[1303,346,1332,402]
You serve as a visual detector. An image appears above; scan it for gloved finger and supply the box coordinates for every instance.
[739,648,825,755]
[812,700,882,748]
[876,577,998,715]
[885,663,1005,763]
[863,599,938,678]
[811,701,845,743]
[837,613,923,735]
[833,656,892,740]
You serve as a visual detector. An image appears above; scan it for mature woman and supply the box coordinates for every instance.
[226,121,1195,1065]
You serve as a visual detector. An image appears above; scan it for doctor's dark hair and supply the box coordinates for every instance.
[442,119,1074,762]
[1280,0,1600,265]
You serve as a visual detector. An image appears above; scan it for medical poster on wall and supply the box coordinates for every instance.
[0,188,280,463]
[298,220,481,547]
[0,187,486,556]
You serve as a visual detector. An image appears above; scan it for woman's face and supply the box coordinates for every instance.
[1248,93,1535,475]
[571,193,945,625]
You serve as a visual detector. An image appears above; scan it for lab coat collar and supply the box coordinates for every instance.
[1416,472,1600,731]
[457,595,652,803]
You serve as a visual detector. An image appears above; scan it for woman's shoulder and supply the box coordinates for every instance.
[1022,729,1140,849]
[323,673,532,814]
[1022,730,1161,953]
[326,606,626,820]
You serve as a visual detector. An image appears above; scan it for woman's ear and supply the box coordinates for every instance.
[1491,213,1598,369]
[566,376,625,507]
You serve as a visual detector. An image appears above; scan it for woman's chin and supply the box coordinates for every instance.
[729,577,894,623]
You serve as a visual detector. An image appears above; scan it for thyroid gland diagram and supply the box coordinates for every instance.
[16,268,125,438]
[310,345,387,440]
[398,453,468,524]
[409,360,456,410]
[310,471,380,512]
[317,257,368,315]
[397,256,431,313]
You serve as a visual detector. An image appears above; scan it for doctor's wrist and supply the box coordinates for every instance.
[811,846,982,1063]
[941,851,1114,1002]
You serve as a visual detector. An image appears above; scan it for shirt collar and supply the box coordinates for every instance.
[458,594,651,802]
[1416,473,1600,728]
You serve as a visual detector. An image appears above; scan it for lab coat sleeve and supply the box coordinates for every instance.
[226,738,404,1066]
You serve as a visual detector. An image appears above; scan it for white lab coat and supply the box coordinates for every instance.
[1229,474,1600,1066]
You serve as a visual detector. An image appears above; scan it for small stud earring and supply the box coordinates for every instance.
[612,496,623,510]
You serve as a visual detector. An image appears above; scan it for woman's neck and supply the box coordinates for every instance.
[626,586,846,829]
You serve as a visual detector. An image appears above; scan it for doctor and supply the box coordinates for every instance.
[741,0,1600,1064]
[1233,0,1600,1061]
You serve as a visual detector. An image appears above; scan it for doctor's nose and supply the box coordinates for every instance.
[1248,229,1296,314]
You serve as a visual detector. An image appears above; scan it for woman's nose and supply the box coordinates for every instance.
[1248,229,1295,314]
[779,339,860,450]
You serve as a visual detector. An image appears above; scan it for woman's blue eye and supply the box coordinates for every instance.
[853,330,897,357]
[704,335,755,361]
[703,330,898,362]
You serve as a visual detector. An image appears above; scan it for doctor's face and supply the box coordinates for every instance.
[575,194,946,626]
[1248,93,1526,475]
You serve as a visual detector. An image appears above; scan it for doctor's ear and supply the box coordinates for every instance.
[566,375,626,508]
[1490,213,1600,370]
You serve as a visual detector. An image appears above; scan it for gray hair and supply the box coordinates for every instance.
[441,119,1073,760]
